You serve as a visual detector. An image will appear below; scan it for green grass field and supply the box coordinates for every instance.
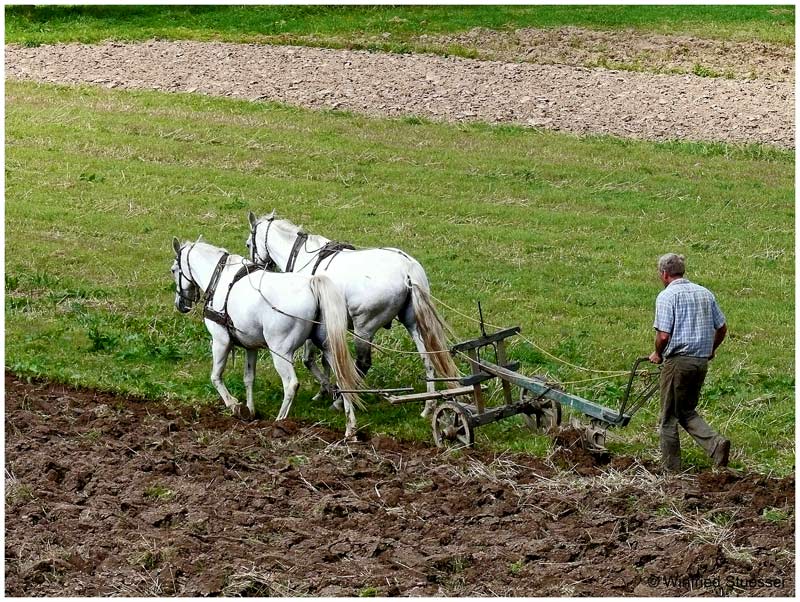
[6,5,795,47]
[6,81,794,474]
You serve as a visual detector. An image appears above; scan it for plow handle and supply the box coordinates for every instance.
[617,356,660,420]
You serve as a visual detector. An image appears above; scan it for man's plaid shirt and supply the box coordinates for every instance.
[654,278,726,359]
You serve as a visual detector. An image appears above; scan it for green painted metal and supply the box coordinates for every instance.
[473,358,631,427]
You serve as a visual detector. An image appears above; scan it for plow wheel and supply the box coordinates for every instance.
[521,391,562,433]
[432,401,475,448]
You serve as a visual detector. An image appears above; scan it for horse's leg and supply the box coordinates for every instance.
[399,308,439,418]
[243,348,258,418]
[303,339,332,402]
[342,395,358,441]
[320,346,358,439]
[354,331,374,378]
[320,351,333,396]
[211,336,249,419]
[271,350,300,421]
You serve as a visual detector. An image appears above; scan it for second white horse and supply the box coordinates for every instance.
[246,212,459,417]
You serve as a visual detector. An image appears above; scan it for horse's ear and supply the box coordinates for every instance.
[172,237,181,255]
[196,234,205,243]
[269,208,276,218]
[248,210,257,228]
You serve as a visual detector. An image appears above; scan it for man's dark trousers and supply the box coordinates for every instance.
[659,355,725,471]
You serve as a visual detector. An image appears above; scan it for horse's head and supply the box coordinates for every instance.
[246,210,278,270]
[171,237,200,313]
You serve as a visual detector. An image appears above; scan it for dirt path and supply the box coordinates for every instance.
[5,374,794,596]
[5,40,794,148]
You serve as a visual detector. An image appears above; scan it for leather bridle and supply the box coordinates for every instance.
[175,243,201,305]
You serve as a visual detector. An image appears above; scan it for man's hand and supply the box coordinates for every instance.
[651,330,670,364]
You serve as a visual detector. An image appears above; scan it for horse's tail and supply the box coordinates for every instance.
[309,275,365,410]
[407,262,461,386]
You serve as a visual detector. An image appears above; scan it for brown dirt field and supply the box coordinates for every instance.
[5,40,794,148]
[5,373,794,596]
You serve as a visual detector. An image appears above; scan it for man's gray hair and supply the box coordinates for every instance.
[657,253,686,277]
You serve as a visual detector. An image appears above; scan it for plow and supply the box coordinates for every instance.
[382,313,660,452]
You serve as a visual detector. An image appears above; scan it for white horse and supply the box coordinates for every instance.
[246,211,460,417]
[170,237,364,438]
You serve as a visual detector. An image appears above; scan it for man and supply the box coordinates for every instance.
[649,253,730,471]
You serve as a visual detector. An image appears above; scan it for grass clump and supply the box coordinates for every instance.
[509,558,526,575]
[143,484,175,501]
[287,455,309,467]
[762,507,791,523]
[6,482,35,508]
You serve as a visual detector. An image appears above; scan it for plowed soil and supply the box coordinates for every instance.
[5,39,794,148]
[5,373,794,597]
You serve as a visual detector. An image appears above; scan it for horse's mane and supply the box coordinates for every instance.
[270,216,302,236]
[192,239,231,256]
[270,216,330,245]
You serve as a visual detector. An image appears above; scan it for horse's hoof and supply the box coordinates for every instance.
[233,404,252,421]
[344,433,360,444]
[330,402,343,412]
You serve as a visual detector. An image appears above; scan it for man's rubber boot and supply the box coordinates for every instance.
[713,439,731,467]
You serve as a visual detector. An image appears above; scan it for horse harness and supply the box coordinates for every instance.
[255,218,412,277]
[202,253,262,347]
[285,231,308,272]
[286,235,356,274]
[310,240,356,274]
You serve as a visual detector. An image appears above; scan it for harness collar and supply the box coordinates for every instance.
[202,252,230,307]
